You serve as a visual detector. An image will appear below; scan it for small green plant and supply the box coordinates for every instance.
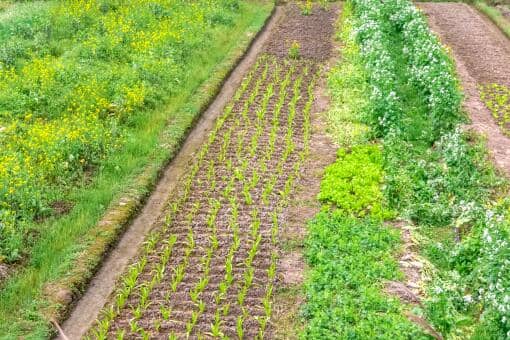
[300,0,313,15]
[288,41,301,60]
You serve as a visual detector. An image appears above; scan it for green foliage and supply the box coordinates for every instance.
[325,5,369,146]
[480,83,510,136]
[302,213,428,339]
[352,0,462,139]
[0,0,252,261]
[348,0,510,337]
[318,145,391,219]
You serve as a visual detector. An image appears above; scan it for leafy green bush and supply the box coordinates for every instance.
[302,213,427,339]
[318,145,390,219]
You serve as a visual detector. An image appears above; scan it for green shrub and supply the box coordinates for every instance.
[302,213,427,339]
[318,145,391,219]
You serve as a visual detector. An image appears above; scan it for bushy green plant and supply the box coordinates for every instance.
[302,213,427,338]
[318,145,391,219]
[288,40,301,60]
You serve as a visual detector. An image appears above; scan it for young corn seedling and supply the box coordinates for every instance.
[116,330,125,340]
[210,309,223,337]
[236,315,245,339]
[139,328,150,340]
[243,185,253,205]
[132,305,143,320]
[160,305,172,321]
[93,317,110,340]
[129,319,141,334]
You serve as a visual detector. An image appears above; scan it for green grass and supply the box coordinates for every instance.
[0,1,274,338]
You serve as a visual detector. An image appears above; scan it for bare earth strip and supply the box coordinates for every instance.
[419,2,510,175]
[62,4,338,339]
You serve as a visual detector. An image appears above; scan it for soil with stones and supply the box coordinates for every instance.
[420,2,510,176]
[87,5,337,339]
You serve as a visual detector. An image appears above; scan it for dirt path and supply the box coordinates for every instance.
[420,2,510,175]
[62,4,338,339]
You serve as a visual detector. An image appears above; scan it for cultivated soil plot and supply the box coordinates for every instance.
[420,2,510,173]
[88,5,336,339]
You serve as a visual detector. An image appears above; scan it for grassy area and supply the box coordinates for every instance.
[0,0,268,261]
[0,0,274,338]
[302,0,510,338]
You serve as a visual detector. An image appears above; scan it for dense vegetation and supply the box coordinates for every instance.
[302,0,510,338]
[0,0,260,262]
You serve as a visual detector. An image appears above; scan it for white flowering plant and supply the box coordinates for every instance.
[349,0,510,337]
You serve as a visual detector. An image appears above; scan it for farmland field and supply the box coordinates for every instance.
[2,0,510,339]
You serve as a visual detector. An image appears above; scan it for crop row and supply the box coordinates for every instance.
[88,54,272,339]
[89,56,319,338]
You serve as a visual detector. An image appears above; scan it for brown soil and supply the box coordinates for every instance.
[73,4,337,339]
[419,2,510,176]
[420,3,510,86]
[264,4,337,61]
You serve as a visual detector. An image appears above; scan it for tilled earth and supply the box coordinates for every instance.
[88,4,337,339]
[264,4,337,60]
[420,2,510,175]
[420,2,510,86]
